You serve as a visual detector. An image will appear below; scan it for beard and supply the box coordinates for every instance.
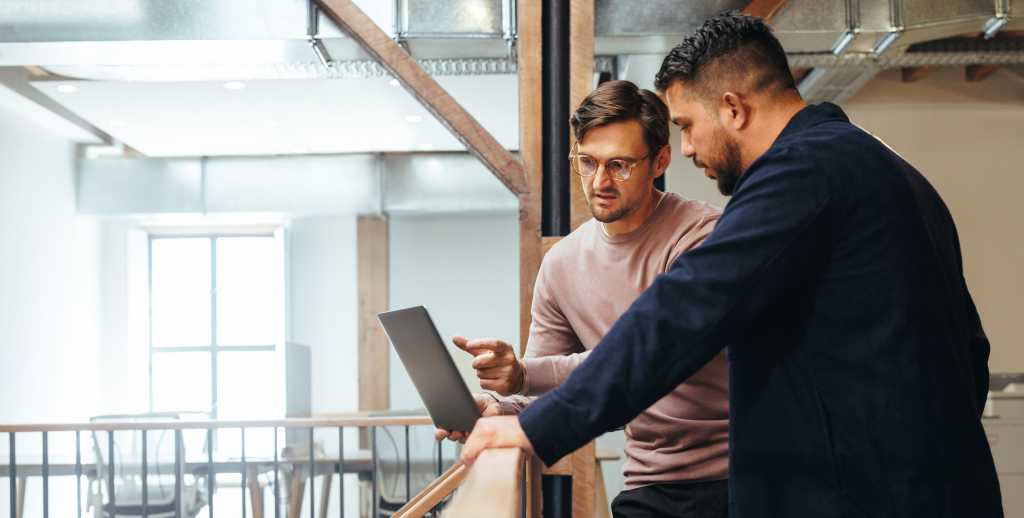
[695,127,744,196]
[589,187,636,223]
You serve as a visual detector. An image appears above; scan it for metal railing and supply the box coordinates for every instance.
[0,414,459,518]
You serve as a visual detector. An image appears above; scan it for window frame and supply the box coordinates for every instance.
[147,232,280,418]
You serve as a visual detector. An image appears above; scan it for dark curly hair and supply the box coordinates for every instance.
[654,11,795,99]
[570,80,669,156]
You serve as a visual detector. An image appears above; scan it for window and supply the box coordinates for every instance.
[149,234,284,433]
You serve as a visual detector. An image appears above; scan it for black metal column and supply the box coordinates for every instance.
[542,0,571,237]
[542,475,572,518]
[542,1,574,514]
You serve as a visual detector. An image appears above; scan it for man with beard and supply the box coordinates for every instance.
[458,11,1002,518]
[437,79,730,517]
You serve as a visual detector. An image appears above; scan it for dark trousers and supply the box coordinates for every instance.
[611,479,728,518]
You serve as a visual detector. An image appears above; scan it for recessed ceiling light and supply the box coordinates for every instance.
[262,119,280,128]
[110,119,128,128]
[223,81,246,90]
[405,115,423,124]
[388,78,400,87]
[418,143,434,151]
[56,84,78,94]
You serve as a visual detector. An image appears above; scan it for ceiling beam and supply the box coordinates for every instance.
[742,0,790,22]
[314,0,528,195]
[901,67,931,83]
[0,66,112,146]
[966,64,1000,82]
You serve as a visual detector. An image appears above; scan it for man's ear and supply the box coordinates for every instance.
[720,91,750,131]
[653,144,671,179]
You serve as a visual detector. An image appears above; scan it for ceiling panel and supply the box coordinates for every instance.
[31,74,518,156]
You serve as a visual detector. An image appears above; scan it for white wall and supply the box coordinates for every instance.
[0,102,101,424]
[286,214,362,518]
[287,214,360,415]
[0,95,102,517]
[95,220,150,415]
[388,212,520,411]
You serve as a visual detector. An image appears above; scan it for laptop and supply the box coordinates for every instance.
[377,306,481,432]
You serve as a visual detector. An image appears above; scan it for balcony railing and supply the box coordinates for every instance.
[0,414,469,518]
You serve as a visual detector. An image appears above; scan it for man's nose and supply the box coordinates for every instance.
[592,163,614,189]
[681,134,695,158]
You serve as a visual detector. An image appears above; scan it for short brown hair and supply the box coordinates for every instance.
[570,80,670,156]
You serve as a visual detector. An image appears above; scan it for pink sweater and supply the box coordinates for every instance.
[500,193,729,489]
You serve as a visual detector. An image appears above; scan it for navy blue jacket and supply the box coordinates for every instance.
[519,103,1002,517]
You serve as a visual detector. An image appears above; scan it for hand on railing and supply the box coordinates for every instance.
[434,394,501,443]
[459,416,535,467]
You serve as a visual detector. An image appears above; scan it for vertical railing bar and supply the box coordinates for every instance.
[372,427,379,518]
[338,427,344,518]
[241,427,247,518]
[174,430,182,518]
[42,431,49,518]
[431,440,442,515]
[520,457,527,518]
[309,427,315,518]
[404,426,410,503]
[108,430,116,512]
[75,430,82,518]
[207,427,214,518]
[141,429,148,517]
[8,433,15,518]
[273,427,280,518]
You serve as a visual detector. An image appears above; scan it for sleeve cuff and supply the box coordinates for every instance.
[518,392,584,467]
[520,357,558,397]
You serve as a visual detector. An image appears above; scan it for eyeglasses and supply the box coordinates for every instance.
[568,141,649,182]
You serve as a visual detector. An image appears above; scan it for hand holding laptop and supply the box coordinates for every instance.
[434,393,502,442]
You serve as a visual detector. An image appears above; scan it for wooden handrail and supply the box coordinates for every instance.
[444,448,526,518]
[0,414,433,433]
[393,460,468,518]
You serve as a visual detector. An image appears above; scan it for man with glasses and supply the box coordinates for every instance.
[438,79,730,517]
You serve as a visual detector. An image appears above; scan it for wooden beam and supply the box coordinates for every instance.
[966,64,1000,82]
[742,0,790,21]
[571,442,597,518]
[314,0,527,195]
[901,67,931,83]
[357,216,389,417]
[569,0,595,231]
[518,0,544,354]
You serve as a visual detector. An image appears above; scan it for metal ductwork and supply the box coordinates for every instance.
[600,0,1024,103]
[77,152,518,216]
[2,0,1022,99]
[773,0,1024,103]
[0,0,518,79]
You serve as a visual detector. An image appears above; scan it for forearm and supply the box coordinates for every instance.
[520,350,593,396]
